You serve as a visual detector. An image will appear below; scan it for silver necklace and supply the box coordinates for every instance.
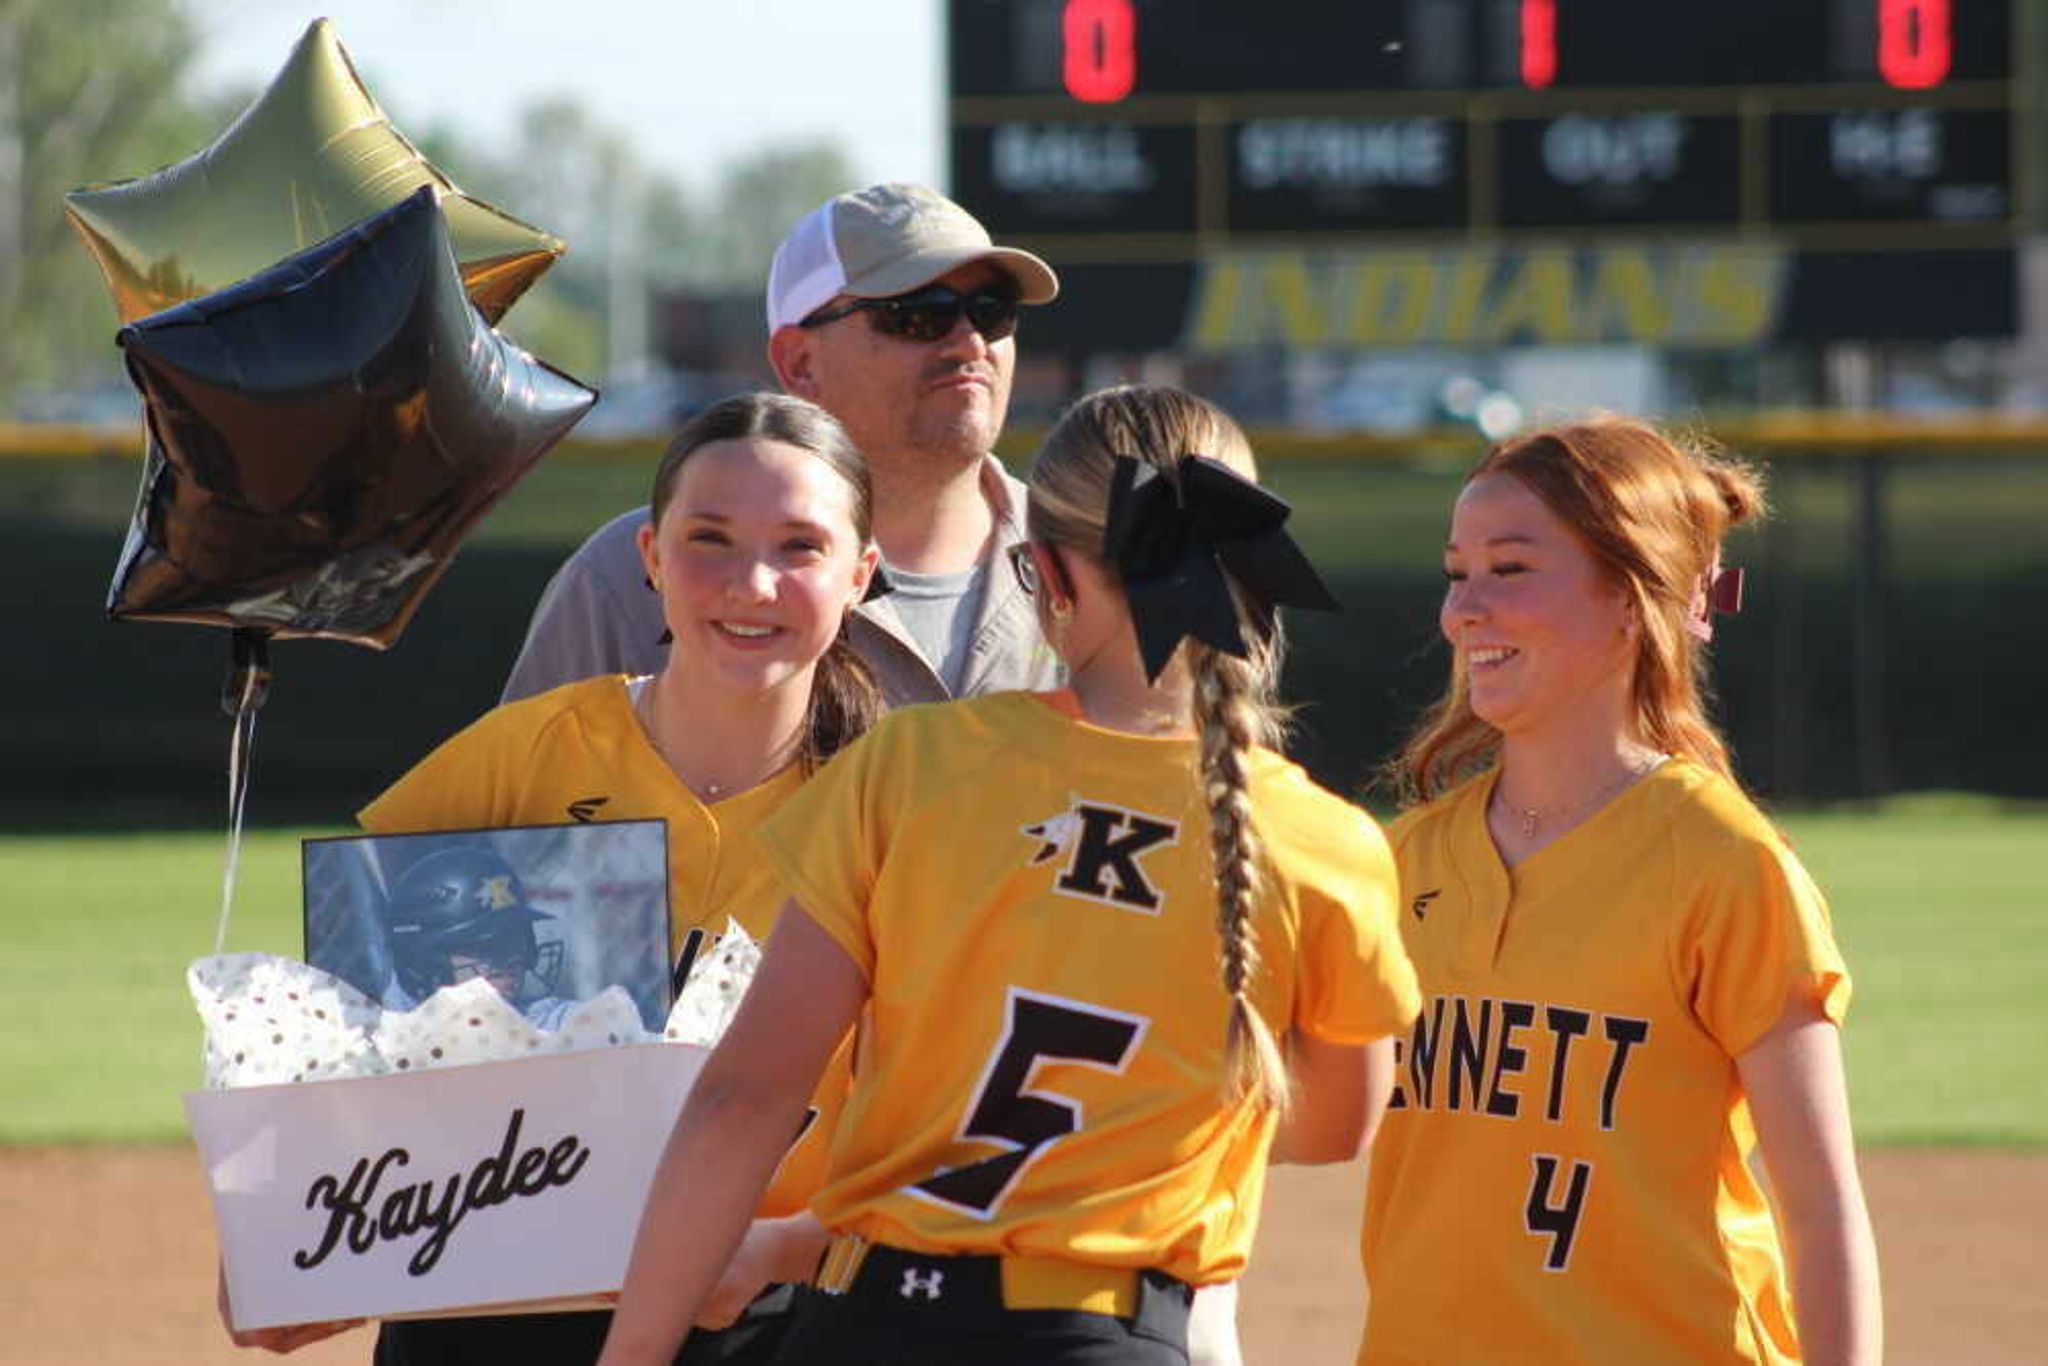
[633,677,722,798]
[1497,753,1665,839]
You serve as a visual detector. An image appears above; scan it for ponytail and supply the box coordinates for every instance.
[798,626,885,773]
[1192,636,1292,1115]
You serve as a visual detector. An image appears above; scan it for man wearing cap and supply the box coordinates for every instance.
[501,182,1062,705]
[499,185,1247,1366]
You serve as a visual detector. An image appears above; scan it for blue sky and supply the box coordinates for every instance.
[182,0,946,193]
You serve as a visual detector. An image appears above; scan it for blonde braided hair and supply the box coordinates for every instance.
[1191,633,1291,1112]
[1030,385,1293,1112]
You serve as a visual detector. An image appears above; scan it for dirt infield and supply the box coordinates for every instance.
[3,1146,2040,1364]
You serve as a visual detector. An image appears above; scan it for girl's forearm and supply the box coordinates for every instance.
[1737,1001,1883,1366]
[1272,1033,1383,1165]
[597,1076,813,1365]
[760,1211,833,1284]
[1779,1184,1884,1366]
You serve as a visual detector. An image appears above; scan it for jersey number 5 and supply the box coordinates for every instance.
[911,988,1148,1218]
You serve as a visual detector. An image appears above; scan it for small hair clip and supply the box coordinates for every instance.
[1686,560,1745,642]
[1710,565,1745,617]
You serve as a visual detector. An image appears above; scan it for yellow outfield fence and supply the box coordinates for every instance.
[1001,413,2048,463]
[9,412,2048,466]
[0,422,140,460]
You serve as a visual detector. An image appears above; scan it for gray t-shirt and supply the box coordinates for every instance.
[879,562,991,697]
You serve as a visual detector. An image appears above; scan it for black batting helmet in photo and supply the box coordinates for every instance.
[383,845,562,1001]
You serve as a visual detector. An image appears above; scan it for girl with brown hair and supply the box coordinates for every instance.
[599,384,1419,1365]
[1359,417,1881,1365]
[228,392,886,1363]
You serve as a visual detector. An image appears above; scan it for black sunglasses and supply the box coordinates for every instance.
[800,284,1021,345]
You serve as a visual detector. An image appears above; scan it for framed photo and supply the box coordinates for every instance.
[302,821,670,1032]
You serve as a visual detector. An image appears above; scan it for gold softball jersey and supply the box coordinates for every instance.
[358,674,846,1217]
[1360,759,1851,1365]
[753,691,1421,1287]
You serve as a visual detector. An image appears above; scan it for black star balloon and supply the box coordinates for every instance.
[65,18,561,325]
[109,186,596,649]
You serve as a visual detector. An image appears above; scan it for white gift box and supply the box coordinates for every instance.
[191,1041,706,1331]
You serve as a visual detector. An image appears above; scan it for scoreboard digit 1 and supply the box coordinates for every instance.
[1879,0,1950,89]
[1064,0,1136,103]
[1522,0,1558,90]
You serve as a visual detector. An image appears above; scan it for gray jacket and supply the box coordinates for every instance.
[501,456,1061,706]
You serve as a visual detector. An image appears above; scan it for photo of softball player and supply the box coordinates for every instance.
[300,823,672,1035]
[222,394,885,1362]
[373,843,576,1026]
[599,384,1422,1366]
[1359,418,1882,1364]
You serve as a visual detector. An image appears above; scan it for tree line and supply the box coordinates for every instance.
[0,0,853,405]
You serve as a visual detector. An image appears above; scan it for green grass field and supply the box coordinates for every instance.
[4,802,2042,1148]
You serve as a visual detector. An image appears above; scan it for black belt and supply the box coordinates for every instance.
[814,1240,1193,1344]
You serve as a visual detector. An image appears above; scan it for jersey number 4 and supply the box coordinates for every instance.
[1525,1153,1594,1271]
[911,988,1148,1218]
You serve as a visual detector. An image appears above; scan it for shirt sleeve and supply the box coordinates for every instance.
[1291,814,1424,1045]
[357,708,526,834]
[1677,834,1851,1057]
[502,512,666,703]
[752,730,893,983]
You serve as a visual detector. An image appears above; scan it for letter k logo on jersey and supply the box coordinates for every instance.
[900,1266,945,1300]
[1023,800,1179,914]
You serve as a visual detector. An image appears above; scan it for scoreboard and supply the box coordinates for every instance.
[946,0,2023,348]
[953,0,2009,94]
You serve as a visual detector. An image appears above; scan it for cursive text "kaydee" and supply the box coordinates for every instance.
[293,1108,591,1276]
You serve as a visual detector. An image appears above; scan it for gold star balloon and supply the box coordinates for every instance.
[110,188,595,649]
[64,18,562,325]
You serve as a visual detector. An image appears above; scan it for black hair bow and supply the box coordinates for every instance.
[1104,454,1339,683]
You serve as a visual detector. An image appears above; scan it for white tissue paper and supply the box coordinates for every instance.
[370,978,543,1072]
[191,922,763,1090]
[370,980,653,1071]
[189,953,386,1089]
[551,988,656,1054]
[664,919,761,1046]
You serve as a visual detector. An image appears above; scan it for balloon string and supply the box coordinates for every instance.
[215,632,272,955]
[216,675,261,955]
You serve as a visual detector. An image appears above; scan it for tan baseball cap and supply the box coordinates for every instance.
[765,183,1059,332]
